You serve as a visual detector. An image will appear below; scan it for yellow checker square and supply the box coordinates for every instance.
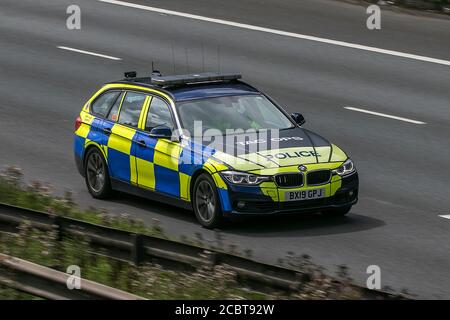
[204,157,228,173]
[211,172,227,190]
[203,161,216,174]
[102,144,109,160]
[179,173,191,200]
[76,123,90,139]
[153,140,182,171]
[330,144,347,162]
[261,188,278,201]
[315,146,331,163]
[130,155,137,185]
[136,158,155,189]
[330,179,342,196]
[80,111,95,125]
[107,125,136,154]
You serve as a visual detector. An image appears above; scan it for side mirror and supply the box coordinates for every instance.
[291,113,305,126]
[149,126,173,139]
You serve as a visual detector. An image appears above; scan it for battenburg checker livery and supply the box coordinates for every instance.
[74,72,359,228]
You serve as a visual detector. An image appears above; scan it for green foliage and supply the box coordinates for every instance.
[0,167,150,235]
[0,229,268,300]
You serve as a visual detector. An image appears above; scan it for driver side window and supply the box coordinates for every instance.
[146,96,174,131]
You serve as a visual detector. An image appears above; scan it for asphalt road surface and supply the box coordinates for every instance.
[1,0,449,298]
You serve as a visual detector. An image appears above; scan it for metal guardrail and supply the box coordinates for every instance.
[0,203,395,299]
[0,253,144,300]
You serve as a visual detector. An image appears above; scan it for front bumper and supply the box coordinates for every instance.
[222,172,359,216]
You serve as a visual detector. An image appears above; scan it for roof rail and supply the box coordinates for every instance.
[151,72,241,86]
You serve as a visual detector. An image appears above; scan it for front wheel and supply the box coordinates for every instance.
[322,205,352,217]
[84,148,112,199]
[192,173,224,229]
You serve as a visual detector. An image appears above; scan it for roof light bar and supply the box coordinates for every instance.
[124,71,137,79]
[150,72,241,86]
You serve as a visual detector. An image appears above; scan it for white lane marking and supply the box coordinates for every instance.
[439,215,450,220]
[57,46,122,61]
[344,107,426,124]
[99,0,450,66]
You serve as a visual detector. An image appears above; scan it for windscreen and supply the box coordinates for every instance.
[176,95,294,135]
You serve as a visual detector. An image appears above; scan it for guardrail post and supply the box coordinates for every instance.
[130,233,143,266]
[201,250,217,268]
[51,215,63,242]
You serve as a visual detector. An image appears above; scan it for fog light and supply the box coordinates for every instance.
[349,191,354,197]
[237,201,246,209]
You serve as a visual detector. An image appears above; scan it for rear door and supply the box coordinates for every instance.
[86,90,121,151]
[103,91,148,184]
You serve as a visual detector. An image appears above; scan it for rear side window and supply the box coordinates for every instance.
[107,92,124,122]
[91,91,120,117]
[146,96,174,131]
[118,92,146,127]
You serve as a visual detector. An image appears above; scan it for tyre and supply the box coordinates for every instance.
[192,173,224,228]
[84,148,112,199]
[322,205,352,217]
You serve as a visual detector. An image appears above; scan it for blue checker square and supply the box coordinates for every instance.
[74,136,86,157]
[229,185,263,195]
[108,148,131,182]
[187,141,216,159]
[134,145,154,162]
[133,134,157,161]
[218,188,232,212]
[86,119,104,144]
[154,165,180,198]
[178,149,203,176]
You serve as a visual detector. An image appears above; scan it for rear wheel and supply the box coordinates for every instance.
[84,148,112,199]
[192,173,224,229]
[322,205,352,217]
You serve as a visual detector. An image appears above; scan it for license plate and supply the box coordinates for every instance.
[284,188,326,201]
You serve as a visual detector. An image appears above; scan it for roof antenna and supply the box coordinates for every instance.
[151,61,161,77]
[185,47,189,73]
[217,45,221,73]
[201,43,205,72]
[171,43,176,74]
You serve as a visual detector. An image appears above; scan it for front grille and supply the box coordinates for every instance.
[307,170,331,185]
[274,173,304,188]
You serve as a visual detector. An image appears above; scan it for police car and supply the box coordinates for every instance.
[74,72,358,228]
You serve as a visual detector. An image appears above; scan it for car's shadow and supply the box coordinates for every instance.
[106,192,194,221]
[224,211,385,238]
[108,192,385,238]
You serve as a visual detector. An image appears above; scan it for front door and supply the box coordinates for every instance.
[135,95,182,198]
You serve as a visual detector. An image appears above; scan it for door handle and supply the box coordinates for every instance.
[136,139,146,147]
[102,127,112,135]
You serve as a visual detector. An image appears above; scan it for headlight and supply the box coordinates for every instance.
[220,171,272,185]
[332,159,356,176]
